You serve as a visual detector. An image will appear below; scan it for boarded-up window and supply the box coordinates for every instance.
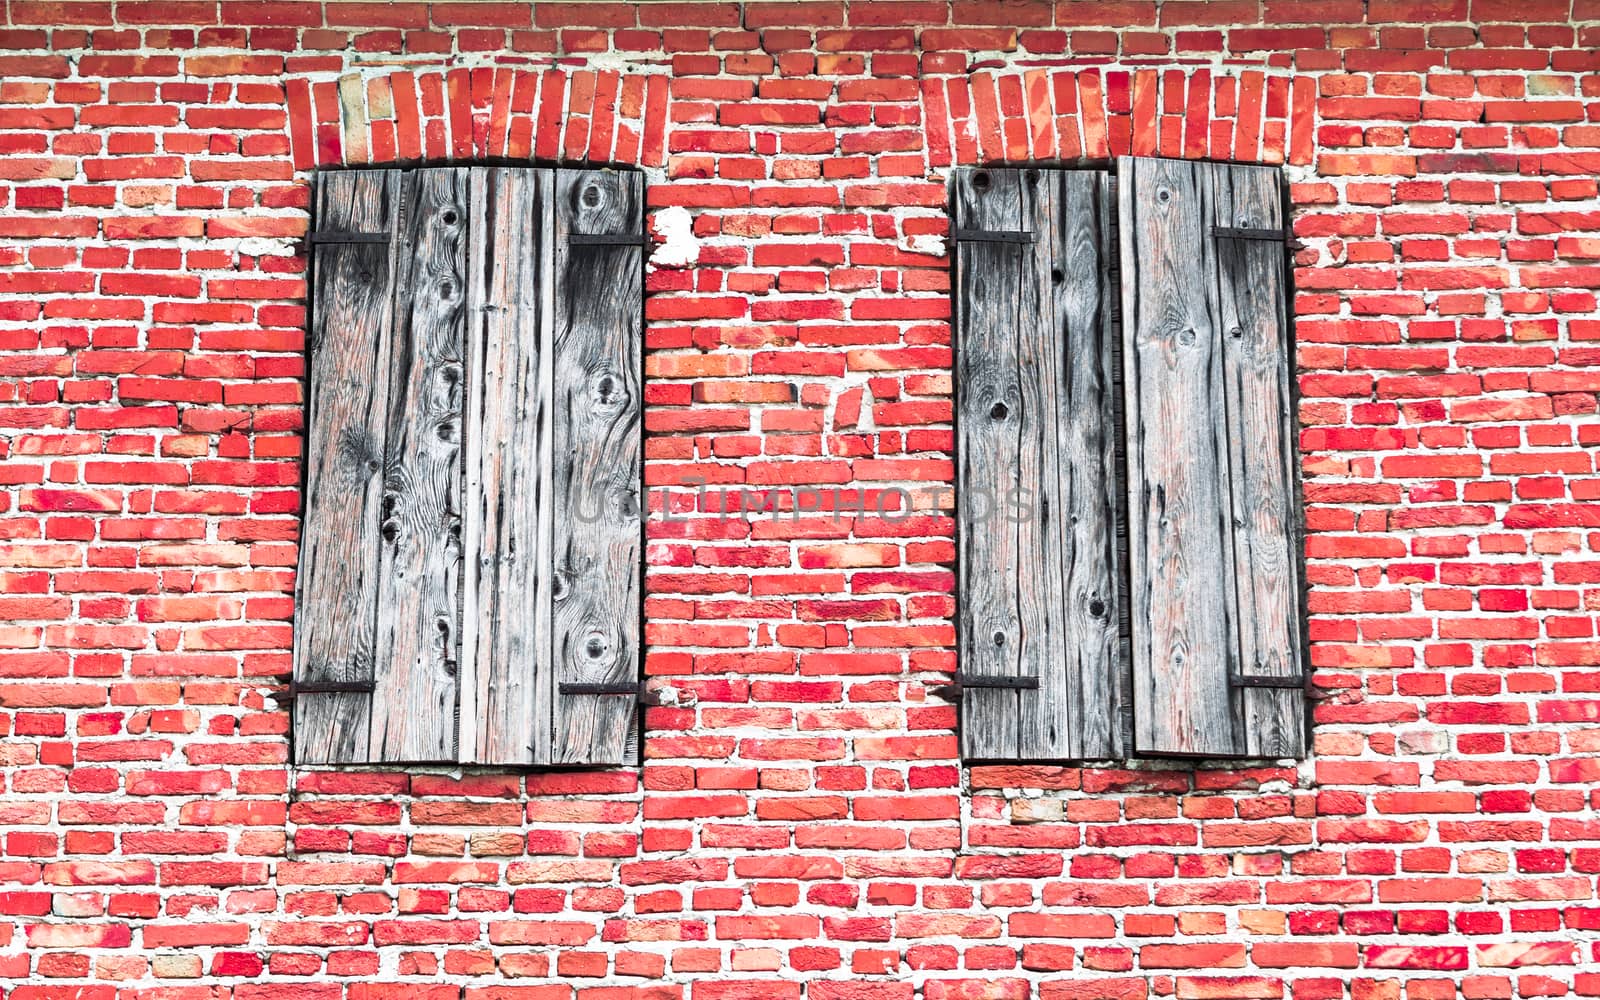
[952,157,1307,761]
[294,167,645,766]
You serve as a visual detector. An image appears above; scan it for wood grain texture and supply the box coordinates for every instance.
[1119,155,1306,758]
[294,170,401,765]
[550,168,645,766]
[1206,162,1307,758]
[462,166,558,765]
[954,167,1028,760]
[370,167,468,763]
[956,168,1126,761]
[1119,155,1243,757]
[1012,169,1067,761]
[1033,170,1125,760]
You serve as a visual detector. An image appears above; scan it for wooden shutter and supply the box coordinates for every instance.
[295,170,405,765]
[953,168,1127,760]
[295,167,644,766]
[548,170,646,766]
[1117,156,1307,758]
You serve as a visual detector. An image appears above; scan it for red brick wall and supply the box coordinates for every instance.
[2,1,1599,997]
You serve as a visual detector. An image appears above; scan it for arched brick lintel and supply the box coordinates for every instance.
[285,66,669,170]
[924,65,1315,167]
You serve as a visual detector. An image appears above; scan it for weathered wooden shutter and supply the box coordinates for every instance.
[953,167,1128,760]
[295,167,644,766]
[295,170,407,765]
[548,170,646,766]
[1117,156,1306,758]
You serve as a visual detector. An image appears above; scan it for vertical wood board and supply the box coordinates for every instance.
[294,170,403,765]
[370,167,468,763]
[463,166,558,765]
[550,168,645,766]
[1035,169,1125,761]
[1206,162,1307,758]
[954,168,1029,760]
[1118,155,1244,757]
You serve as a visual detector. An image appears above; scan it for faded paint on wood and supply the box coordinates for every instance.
[955,168,1125,761]
[1119,155,1305,758]
[550,169,645,766]
[1206,162,1307,759]
[462,166,558,765]
[294,170,402,765]
[370,167,468,763]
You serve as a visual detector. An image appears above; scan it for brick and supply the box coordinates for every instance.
[0,10,1588,1000]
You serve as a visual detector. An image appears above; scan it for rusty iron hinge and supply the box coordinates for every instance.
[306,231,390,246]
[953,228,1035,244]
[930,672,1040,701]
[559,681,689,706]
[278,680,377,701]
[1212,226,1285,242]
[1228,671,1306,689]
[570,232,650,247]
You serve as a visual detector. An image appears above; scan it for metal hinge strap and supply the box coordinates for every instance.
[959,673,1039,689]
[930,672,1039,701]
[559,681,684,706]
[570,232,650,247]
[1213,226,1285,242]
[1229,672,1306,689]
[560,682,640,696]
[307,231,390,245]
[953,228,1035,245]
[279,680,376,701]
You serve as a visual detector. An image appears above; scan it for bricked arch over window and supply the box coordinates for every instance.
[922,65,1313,167]
[285,67,669,170]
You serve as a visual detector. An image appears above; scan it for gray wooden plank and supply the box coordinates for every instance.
[370,167,468,763]
[1107,171,1137,759]
[550,168,645,766]
[957,168,1124,762]
[462,166,557,766]
[1207,162,1307,758]
[1118,156,1244,757]
[293,169,402,765]
[1034,169,1125,761]
[1013,168,1068,760]
[954,168,1027,761]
